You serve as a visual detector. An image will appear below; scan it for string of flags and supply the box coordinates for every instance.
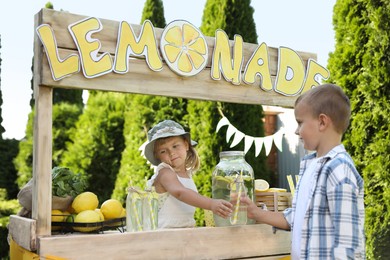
[139,116,285,159]
[216,116,284,157]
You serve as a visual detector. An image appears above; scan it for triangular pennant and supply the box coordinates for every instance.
[273,129,284,152]
[226,124,237,143]
[230,130,245,148]
[264,135,273,156]
[254,137,264,157]
[244,135,254,154]
[216,117,230,132]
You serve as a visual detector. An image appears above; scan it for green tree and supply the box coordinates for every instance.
[141,0,166,26]
[0,139,19,199]
[14,103,82,188]
[16,2,84,188]
[185,0,268,225]
[0,35,5,136]
[0,36,20,199]
[190,0,268,183]
[328,1,390,258]
[113,0,189,204]
[60,92,126,203]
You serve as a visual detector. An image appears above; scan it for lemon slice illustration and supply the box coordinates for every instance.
[160,20,208,76]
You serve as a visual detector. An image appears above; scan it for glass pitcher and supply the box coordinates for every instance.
[212,151,254,227]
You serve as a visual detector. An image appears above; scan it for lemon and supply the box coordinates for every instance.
[94,208,105,221]
[119,208,126,218]
[160,20,208,76]
[100,199,123,220]
[107,208,126,227]
[73,210,102,232]
[72,191,99,213]
[51,209,65,222]
[255,179,270,192]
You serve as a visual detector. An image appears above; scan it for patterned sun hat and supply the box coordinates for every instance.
[144,120,197,165]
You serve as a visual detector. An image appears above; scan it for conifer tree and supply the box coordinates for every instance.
[14,103,82,188]
[0,35,5,136]
[328,1,390,258]
[15,2,83,188]
[60,92,126,203]
[113,0,188,204]
[189,0,269,187]
[0,35,20,199]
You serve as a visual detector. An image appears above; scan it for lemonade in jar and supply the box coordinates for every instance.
[212,151,254,227]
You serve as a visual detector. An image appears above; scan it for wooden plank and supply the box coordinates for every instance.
[39,8,316,74]
[38,224,290,259]
[32,78,53,237]
[36,9,316,109]
[40,49,297,107]
[8,215,37,251]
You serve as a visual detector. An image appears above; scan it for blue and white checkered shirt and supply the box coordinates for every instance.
[284,144,365,259]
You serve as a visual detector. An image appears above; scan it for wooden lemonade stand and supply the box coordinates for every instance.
[8,8,329,259]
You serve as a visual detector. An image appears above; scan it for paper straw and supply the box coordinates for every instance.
[148,193,157,230]
[231,170,243,225]
[131,193,143,231]
[295,175,300,184]
[287,175,295,195]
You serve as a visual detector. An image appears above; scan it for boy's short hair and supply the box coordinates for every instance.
[295,84,351,134]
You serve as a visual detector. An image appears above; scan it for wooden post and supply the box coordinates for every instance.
[32,9,52,236]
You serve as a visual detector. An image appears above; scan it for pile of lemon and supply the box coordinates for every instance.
[51,191,126,232]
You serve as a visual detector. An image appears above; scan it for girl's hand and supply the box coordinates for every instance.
[210,199,233,218]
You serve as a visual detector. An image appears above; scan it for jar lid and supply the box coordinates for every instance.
[219,151,245,157]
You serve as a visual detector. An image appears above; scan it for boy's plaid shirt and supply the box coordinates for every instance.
[284,144,365,259]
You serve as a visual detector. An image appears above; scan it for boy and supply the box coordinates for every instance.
[243,84,365,259]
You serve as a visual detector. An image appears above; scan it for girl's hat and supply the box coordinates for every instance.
[144,120,197,166]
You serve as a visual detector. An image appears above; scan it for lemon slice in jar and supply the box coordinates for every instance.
[255,179,269,192]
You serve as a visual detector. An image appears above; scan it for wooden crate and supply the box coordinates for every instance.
[255,191,292,212]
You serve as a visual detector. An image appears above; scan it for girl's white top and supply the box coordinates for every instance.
[147,162,198,228]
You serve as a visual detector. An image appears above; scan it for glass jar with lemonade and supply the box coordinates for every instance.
[212,151,254,227]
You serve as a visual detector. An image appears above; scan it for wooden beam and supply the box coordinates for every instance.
[38,224,291,259]
[40,52,296,107]
[33,11,53,236]
[36,8,315,108]
[8,215,37,251]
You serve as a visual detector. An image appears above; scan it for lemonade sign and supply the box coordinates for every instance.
[36,17,329,97]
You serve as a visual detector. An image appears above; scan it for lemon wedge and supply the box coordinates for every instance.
[255,179,269,192]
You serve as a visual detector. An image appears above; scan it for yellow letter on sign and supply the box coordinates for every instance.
[36,24,80,81]
[114,20,162,73]
[68,17,113,78]
[243,42,272,91]
[274,47,305,96]
[301,59,330,94]
[211,30,243,85]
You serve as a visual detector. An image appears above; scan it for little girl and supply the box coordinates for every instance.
[145,120,232,228]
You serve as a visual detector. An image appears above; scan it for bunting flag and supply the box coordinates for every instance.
[216,116,285,157]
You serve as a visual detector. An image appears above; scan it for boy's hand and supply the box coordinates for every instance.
[211,199,233,218]
[240,196,261,220]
